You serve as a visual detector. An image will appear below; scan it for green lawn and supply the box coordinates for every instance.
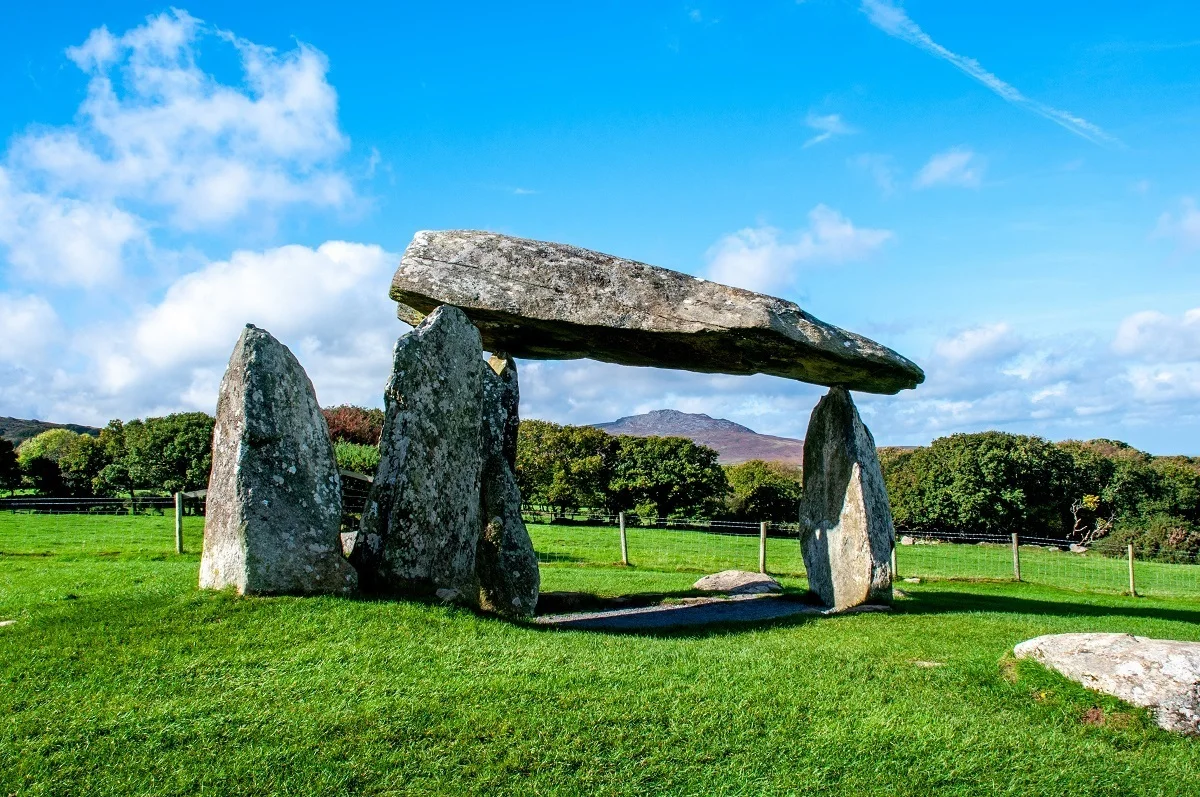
[2,514,1199,795]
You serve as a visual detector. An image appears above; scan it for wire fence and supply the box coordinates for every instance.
[3,498,1199,601]
[524,514,1200,601]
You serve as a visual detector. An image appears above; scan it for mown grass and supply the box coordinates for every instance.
[2,514,1199,795]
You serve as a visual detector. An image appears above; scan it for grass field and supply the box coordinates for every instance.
[2,513,1199,795]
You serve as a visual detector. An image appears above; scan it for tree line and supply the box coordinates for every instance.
[515,419,800,521]
[881,433,1200,561]
[4,403,1198,561]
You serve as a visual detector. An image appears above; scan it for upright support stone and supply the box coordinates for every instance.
[351,306,539,617]
[798,387,894,610]
[476,354,539,617]
[200,325,357,596]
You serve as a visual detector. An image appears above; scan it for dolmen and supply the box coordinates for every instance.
[391,230,920,610]
[199,229,922,616]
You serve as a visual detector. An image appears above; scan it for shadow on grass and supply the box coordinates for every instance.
[897,588,1200,624]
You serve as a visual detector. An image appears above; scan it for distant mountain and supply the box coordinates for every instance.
[0,417,101,447]
[594,409,805,466]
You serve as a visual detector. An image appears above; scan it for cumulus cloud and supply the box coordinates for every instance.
[803,113,855,147]
[0,293,61,364]
[1153,198,1200,252]
[85,241,400,412]
[17,9,350,228]
[705,205,893,293]
[0,9,352,288]
[859,0,1117,146]
[0,168,144,285]
[914,148,985,189]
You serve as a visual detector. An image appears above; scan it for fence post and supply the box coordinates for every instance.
[759,521,768,574]
[1012,533,1021,582]
[1128,544,1137,596]
[891,545,897,581]
[619,511,628,566]
[174,492,184,555]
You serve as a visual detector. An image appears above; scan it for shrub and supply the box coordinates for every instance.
[324,405,385,445]
[1094,514,1200,564]
[335,442,381,476]
[724,460,802,522]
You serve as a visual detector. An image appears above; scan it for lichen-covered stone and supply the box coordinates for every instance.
[1015,633,1200,735]
[200,325,357,595]
[798,387,893,610]
[351,306,539,616]
[391,230,923,395]
[476,357,539,617]
[487,353,520,470]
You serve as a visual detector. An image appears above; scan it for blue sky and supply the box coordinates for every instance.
[2,1,1200,452]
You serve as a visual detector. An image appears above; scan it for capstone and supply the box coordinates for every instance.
[391,230,923,394]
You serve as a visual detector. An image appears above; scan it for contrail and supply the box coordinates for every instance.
[860,0,1119,146]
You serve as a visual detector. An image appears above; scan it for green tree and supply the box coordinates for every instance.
[16,428,80,469]
[516,420,618,513]
[881,432,1075,536]
[0,439,19,495]
[16,429,84,497]
[58,434,111,497]
[724,460,802,521]
[609,436,729,519]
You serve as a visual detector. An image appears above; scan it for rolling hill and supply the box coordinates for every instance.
[594,409,804,465]
[0,417,101,446]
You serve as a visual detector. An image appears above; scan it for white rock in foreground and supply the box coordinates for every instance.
[1014,633,1200,735]
[693,570,782,595]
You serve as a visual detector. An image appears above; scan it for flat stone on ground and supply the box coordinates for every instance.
[1014,632,1200,735]
[693,569,782,594]
[391,230,923,395]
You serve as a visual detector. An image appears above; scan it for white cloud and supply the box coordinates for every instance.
[0,167,144,285]
[933,323,1020,364]
[849,153,898,195]
[7,9,350,244]
[1153,198,1200,252]
[803,112,855,147]
[0,293,60,364]
[1113,308,1200,362]
[705,205,893,293]
[914,148,985,189]
[859,0,1117,146]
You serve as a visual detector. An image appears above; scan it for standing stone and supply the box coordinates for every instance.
[477,355,539,617]
[487,353,520,469]
[351,306,539,616]
[200,325,357,595]
[798,387,893,610]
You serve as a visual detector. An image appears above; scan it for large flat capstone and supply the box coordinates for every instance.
[391,230,923,395]
[1014,633,1200,735]
[200,325,357,596]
